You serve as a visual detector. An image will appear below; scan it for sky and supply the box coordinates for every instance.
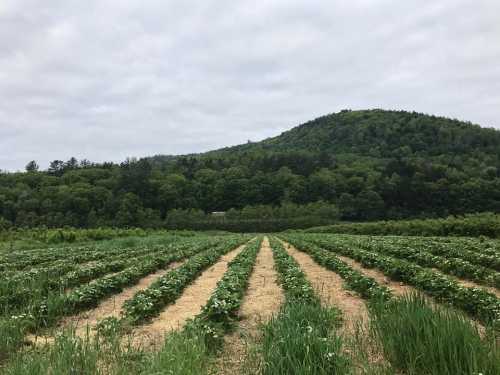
[1,1,499,171]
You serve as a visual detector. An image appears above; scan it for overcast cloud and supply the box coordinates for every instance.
[1,0,499,171]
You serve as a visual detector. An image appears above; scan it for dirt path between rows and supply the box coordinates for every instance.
[281,241,368,334]
[67,261,185,338]
[28,261,185,345]
[217,237,284,375]
[131,244,247,350]
[336,255,417,297]
[429,267,500,298]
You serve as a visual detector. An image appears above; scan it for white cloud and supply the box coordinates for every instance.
[1,0,499,170]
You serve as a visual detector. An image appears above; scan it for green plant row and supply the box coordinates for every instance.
[266,237,351,375]
[304,234,500,328]
[375,235,500,271]
[1,247,164,311]
[122,236,250,323]
[0,236,228,363]
[317,234,500,288]
[1,237,223,315]
[268,237,317,304]
[432,236,500,258]
[192,237,262,346]
[278,235,392,301]
[0,234,181,273]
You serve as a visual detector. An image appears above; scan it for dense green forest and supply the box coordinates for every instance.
[1,109,500,230]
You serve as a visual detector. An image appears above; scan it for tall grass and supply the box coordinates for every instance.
[369,293,500,375]
[1,323,212,375]
[259,303,350,375]
[143,324,211,375]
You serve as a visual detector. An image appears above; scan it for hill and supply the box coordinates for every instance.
[1,109,500,230]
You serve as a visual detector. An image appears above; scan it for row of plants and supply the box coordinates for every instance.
[277,234,500,375]
[277,235,392,301]
[268,237,318,304]
[302,234,500,328]
[0,235,238,362]
[122,236,250,323]
[381,235,500,270]
[361,236,500,271]
[1,236,222,315]
[317,234,500,288]
[431,236,500,258]
[1,247,179,314]
[0,234,179,272]
[191,237,262,347]
[264,237,350,375]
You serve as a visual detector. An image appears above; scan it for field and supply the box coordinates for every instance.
[0,231,499,374]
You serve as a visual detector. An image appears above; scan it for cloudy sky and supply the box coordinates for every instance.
[1,1,499,171]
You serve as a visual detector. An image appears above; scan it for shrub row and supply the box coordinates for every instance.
[305,213,500,238]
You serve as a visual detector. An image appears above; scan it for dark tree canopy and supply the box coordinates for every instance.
[1,109,500,230]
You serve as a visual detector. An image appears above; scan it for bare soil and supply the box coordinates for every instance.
[430,267,500,298]
[217,237,284,374]
[27,261,185,345]
[131,244,246,350]
[282,241,368,333]
[336,255,416,296]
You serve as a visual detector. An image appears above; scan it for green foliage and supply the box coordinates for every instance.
[262,237,350,375]
[308,212,500,238]
[305,234,500,328]
[280,235,392,301]
[268,237,317,304]
[196,238,261,341]
[122,236,248,323]
[142,325,211,375]
[260,303,349,375]
[370,293,500,375]
[2,109,500,230]
[0,234,229,361]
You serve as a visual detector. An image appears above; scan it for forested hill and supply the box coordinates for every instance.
[1,109,500,230]
[204,109,500,157]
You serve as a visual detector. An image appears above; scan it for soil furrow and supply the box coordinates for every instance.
[28,261,185,345]
[217,237,284,374]
[283,241,368,333]
[429,267,500,298]
[336,254,417,296]
[131,244,246,350]
[67,261,185,337]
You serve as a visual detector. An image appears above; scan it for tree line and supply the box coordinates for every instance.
[1,110,499,231]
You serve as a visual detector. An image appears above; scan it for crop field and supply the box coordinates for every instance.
[0,231,499,374]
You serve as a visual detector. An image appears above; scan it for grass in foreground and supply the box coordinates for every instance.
[1,323,212,375]
[257,302,349,375]
[369,293,500,375]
